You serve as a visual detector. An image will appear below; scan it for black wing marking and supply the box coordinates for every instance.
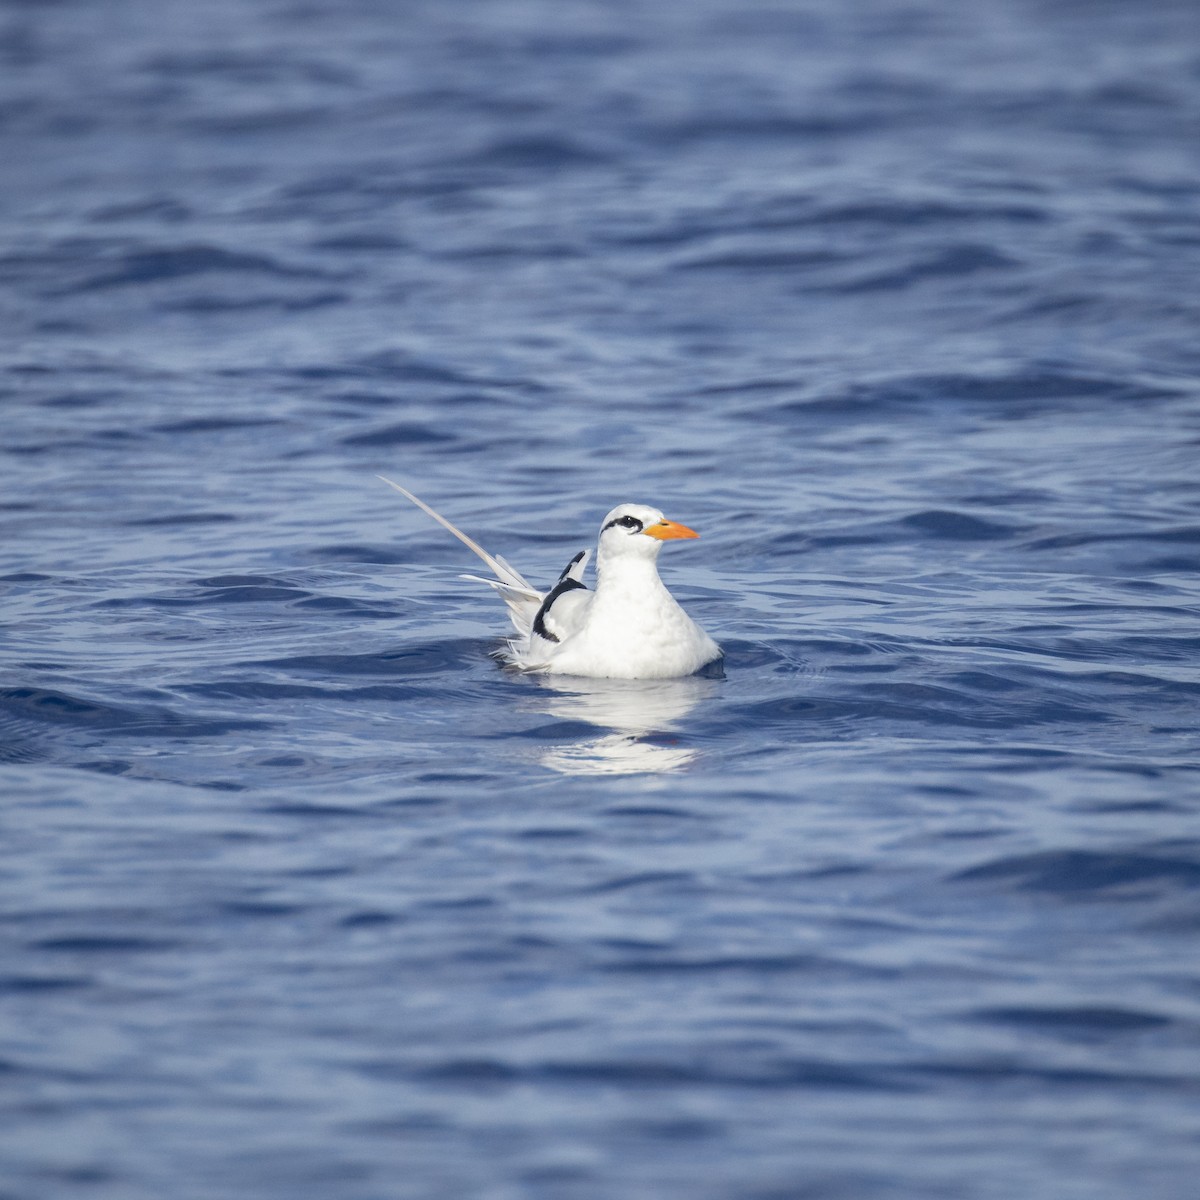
[556,550,586,582]
[533,550,589,643]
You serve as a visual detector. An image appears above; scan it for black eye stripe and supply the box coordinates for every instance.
[603,514,644,533]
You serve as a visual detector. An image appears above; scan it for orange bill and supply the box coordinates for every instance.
[643,518,699,540]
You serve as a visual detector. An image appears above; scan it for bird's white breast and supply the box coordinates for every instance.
[540,559,720,679]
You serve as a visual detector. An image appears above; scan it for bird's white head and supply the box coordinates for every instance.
[597,503,700,564]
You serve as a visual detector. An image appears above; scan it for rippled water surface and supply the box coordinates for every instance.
[4,1,1200,1197]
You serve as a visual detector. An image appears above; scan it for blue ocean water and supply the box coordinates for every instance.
[3,0,1200,1196]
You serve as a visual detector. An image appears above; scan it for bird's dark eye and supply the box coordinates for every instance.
[603,514,645,533]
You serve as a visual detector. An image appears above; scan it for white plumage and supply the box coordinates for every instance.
[380,478,722,680]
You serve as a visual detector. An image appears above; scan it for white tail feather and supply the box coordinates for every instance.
[379,477,543,636]
[458,572,539,600]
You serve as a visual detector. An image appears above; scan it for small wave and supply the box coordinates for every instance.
[388,1053,906,1093]
[68,243,329,293]
[124,511,237,528]
[579,870,694,896]
[31,935,181,954]
[307,543,410,564]
[953,848,1200,896]
[647,111,883,145]
[95,577,317,609]
[1022,525,1200,553]
[150,417,283,435]
[967,1005,1174,1036]
[829,244,1020,293]
[454,134,614,171]
[252,639,487,677]
[0,687,266,740]
[183,681,439,702]
[743,368,1184,421]
[191,583,310,604]
[899,509,1025,541]
[800,198,1050,230]
[340,421,458,447]
[0,974,92,994]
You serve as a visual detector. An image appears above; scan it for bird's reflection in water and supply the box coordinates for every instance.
[531,674,718,776]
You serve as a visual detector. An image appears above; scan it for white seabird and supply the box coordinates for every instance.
[380,477,722,680]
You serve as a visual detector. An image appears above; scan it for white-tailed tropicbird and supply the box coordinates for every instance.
[380,477,723,679]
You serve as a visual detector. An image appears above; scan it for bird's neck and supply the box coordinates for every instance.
[595,551,665,593]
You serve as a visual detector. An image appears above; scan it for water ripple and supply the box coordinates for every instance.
[3,1,1200,1197]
